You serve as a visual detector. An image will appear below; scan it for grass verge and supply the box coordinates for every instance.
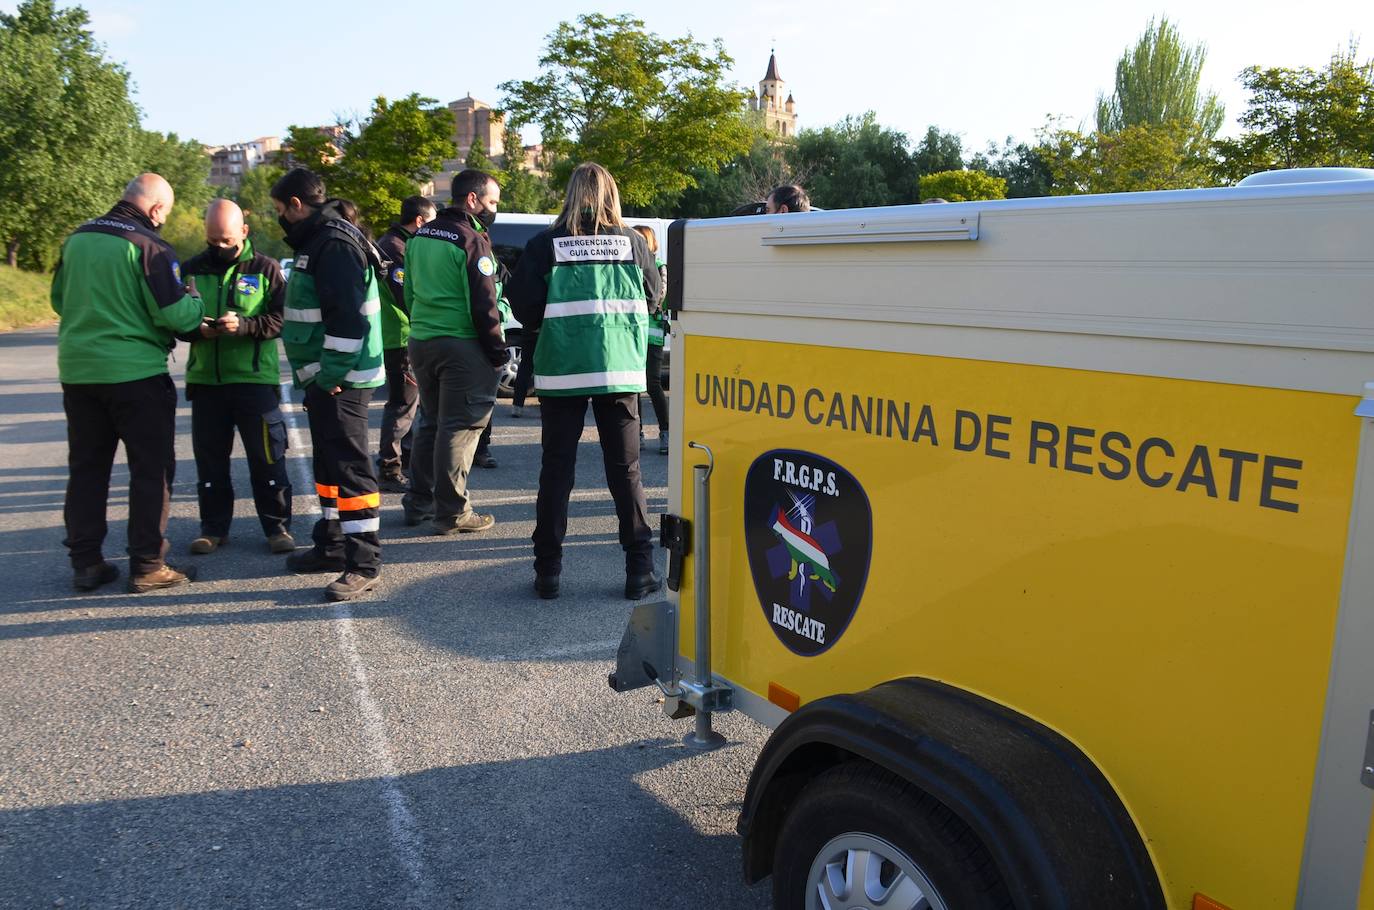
[0,265,55,332]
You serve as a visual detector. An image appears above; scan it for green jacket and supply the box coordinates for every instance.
[51,201,204,384]
[182,239,286,386]
[507,223,661,397]
[403,208,507,366]
[375,225,411,350]
[279,201,386,390]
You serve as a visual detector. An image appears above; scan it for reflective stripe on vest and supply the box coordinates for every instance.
[285,307,322,323]
[534,369,645,391]
[323,334,364,353]
[544,299,648,319]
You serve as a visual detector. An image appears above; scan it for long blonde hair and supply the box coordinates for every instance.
[554,162,623,236]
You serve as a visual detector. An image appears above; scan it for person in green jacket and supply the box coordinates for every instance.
[271,167,387,602]
[401,168,506,534]
[508,162,663,601]
[179,199,294,557]
[50,173,205,593]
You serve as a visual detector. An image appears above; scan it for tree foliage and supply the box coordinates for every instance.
[231,163,290,261]
[0,0,139,268]
[788,112,922,209]
[1212,45,1374,183]
[918,169,1007,202]
[1039,121,1214,195]
[911,127,964,176]
[499,13,754,206]
[659,129,799,217]
[136,130,212,211]
[967,139,1054,198]
[284,94,455,235]
[1096,16,1224,142]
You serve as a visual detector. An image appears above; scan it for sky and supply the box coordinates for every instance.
[7,0,1373,153]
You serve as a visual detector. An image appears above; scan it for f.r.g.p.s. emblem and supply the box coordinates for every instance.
[744,449,872,656]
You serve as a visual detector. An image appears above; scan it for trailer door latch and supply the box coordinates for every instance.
[661,514,690,592]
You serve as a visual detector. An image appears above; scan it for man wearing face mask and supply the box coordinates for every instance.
[401,169,505,534]
[178,199,293,557]
[50,173,206,593]
[271,166,387,602]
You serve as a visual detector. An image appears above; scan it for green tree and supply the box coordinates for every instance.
[489,126,559,213]
[284,94,455,235]
[0,0,139,268]
[918,169,1007,202]
[499,13,753,206]
[1212,45,1374,183]
[967,139,1054,197]
[911,127,964,176]
[1039,121,1214,195]
[664,130,798,217]
[135,130,212,211]
[231,163,289,261]
[465,135,495,172]
[1096,17,1224,143]
[788,112,919,209]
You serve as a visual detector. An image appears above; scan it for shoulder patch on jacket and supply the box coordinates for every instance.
[476,256,495,276]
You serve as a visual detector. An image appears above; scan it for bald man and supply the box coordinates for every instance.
[51,173,205,592]
[177,199,293,557]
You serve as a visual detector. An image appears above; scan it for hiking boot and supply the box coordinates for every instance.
[267,532,297,554]
[189,536,227,555]
[378,469,408,493]
[534,573,561,600]
[658,430,669,456]
[286,549,346,574]
[325,571,382,602]
[625,570,664,600]
[73,562,119,592]
[128,564,196,593]
[473,449,497,469]
[432,512,496,535]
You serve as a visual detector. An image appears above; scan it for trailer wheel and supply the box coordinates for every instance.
[773,762,1012,910]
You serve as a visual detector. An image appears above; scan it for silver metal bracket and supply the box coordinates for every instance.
[1361,710,1374,789]
[678,678,734,714]
[608,600,677,693]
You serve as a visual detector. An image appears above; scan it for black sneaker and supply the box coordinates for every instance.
[534,573,561,600]
[73,562,119,592]
[625,571,664,600]
[473,450,497,469]
[325,571,382,602]
[286,550,346,574]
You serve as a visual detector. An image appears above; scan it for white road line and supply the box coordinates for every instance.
[279,382,434,903]
[487,638,622,662]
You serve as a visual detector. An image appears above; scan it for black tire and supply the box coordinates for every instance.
[773,762,1013,910]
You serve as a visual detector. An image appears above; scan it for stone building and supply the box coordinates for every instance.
[747,51,798,138]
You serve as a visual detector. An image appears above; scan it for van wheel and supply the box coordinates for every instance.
[773,762,1012,910]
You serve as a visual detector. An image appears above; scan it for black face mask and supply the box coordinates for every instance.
[474,209,496,230]
[278,214,293,234]
[207,244,239,267]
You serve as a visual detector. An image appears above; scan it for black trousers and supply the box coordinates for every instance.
[512,335,537,408]
[533,393,654,576]
[189,383,292,538]
[304,385,381,575]
[62,374,177,574]
[643,345,668,432]
[379,347,419,472]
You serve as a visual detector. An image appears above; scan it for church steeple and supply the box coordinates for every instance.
[764,51,781,82]
[754,48,798,138]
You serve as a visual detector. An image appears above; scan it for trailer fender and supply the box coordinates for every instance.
[738,677,1165,909]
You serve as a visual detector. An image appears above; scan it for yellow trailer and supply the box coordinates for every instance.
[611,168,1374,909]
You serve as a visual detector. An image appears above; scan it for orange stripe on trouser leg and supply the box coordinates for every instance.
[315,483,339,497]
[337,493,381,511]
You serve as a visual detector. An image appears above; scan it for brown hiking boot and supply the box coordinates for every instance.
[128,564,196,593]
[189,536,227,555]
[325,571,382,602]
[432,512,495,535]
[267,532,297,554]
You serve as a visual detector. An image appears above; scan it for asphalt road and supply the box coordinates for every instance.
[0,327,772,910]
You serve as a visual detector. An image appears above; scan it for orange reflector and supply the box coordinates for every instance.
[768,682,800,713]
[1194,895,1233,910]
